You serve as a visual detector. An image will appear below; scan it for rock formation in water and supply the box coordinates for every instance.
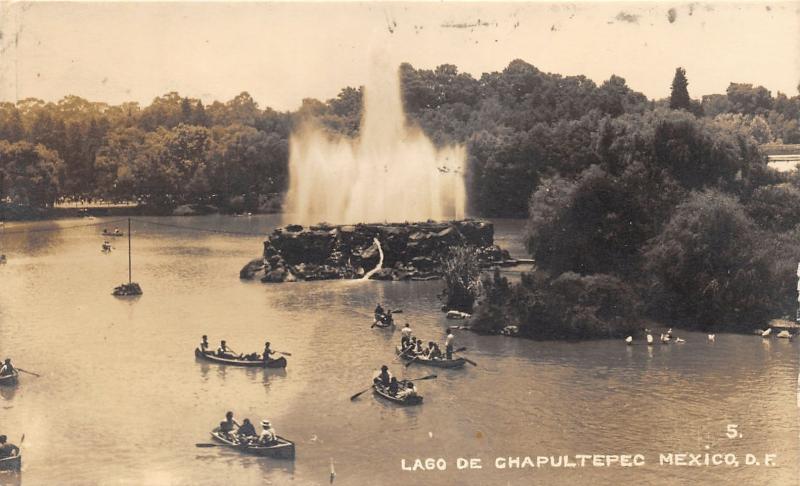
[240,219,513,282]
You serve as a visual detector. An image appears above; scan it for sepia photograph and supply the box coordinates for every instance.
[0,1,798,484]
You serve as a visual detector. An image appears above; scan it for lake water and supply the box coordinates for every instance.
[0,215,798,485]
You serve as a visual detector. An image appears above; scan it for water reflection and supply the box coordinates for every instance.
[0,385,16,402]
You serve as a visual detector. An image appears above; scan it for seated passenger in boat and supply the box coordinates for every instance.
[262,341,275,361]
[0,359,15,376]
[414,338,424,355]
[216,340,237,359]
[388,377,400,396]
[397,382,417,399]
[219,411,240,438]
[237,418,257,440]
[0,435,19,458]
[423,341,435,357]
[402,339,416,357]
[429,344,443,360]
[374,365,392,387]
[259,420,277,445]
[200,335,210,353]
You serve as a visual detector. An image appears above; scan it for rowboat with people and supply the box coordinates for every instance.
[194,348,287,368]
[372,381,423,406]
[395,346,466,369]
[209,427,295,459]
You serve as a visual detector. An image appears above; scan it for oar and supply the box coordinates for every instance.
[275,350,292,357]
[391,309,403,314]
[407,374,437,382]
[350,386,373,401]
[195,443,221,448]
[16,368,40,377]
[404,356,419,368]
[455,353,477,367]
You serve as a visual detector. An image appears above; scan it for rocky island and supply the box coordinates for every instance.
[240,219,523,283]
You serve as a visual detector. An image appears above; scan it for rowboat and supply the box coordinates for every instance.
[195,348,287,368]
[0,370,19,386]
[373,319,393,329]
[372,382,423,406]
[395,346,466,369]
[0,454,20,472]
[210,428,295,459]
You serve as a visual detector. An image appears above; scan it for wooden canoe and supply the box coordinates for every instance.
[210,428,295,459]
[372,382,423,406]
[0,454,21,472]
[395,346,466,369]
[0,370,19,387]
[195,348,287,368]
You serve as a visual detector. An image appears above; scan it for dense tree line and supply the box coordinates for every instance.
[464,76,800,337]
[0,92,293,212]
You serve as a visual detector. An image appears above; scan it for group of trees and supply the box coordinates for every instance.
[465,68,800,337]
[0,92,293,211]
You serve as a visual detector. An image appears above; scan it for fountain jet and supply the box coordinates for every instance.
[284,59,466,225]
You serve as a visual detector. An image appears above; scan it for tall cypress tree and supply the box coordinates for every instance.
[670,67,691,110]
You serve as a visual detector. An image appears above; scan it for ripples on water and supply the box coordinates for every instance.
[0,215,797,485]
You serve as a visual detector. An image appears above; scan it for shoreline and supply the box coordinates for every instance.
[1,204,281,222]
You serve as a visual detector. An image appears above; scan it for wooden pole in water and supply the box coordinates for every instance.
[128,217,132,284]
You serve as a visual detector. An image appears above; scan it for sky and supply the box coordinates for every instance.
[0,1,798,111]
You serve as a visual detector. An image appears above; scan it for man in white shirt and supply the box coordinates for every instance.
[445,330,455,360]
[259,420,276,444]
[400,324,413,348]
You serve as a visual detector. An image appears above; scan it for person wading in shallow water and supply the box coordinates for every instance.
[0,436,19,459]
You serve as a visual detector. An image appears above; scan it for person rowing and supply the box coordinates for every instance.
[0,435,19,459]
[374,365,392,387]
[219,411,240,439]
[400,323,413,348]
[445,329,455,360]
[216,340,238,359]
[262,341,275,361]
[0,358,16,377]
[374,303,385,321]
[259,419,276,445]
[199,335,210,354]
[388,377,400,396]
